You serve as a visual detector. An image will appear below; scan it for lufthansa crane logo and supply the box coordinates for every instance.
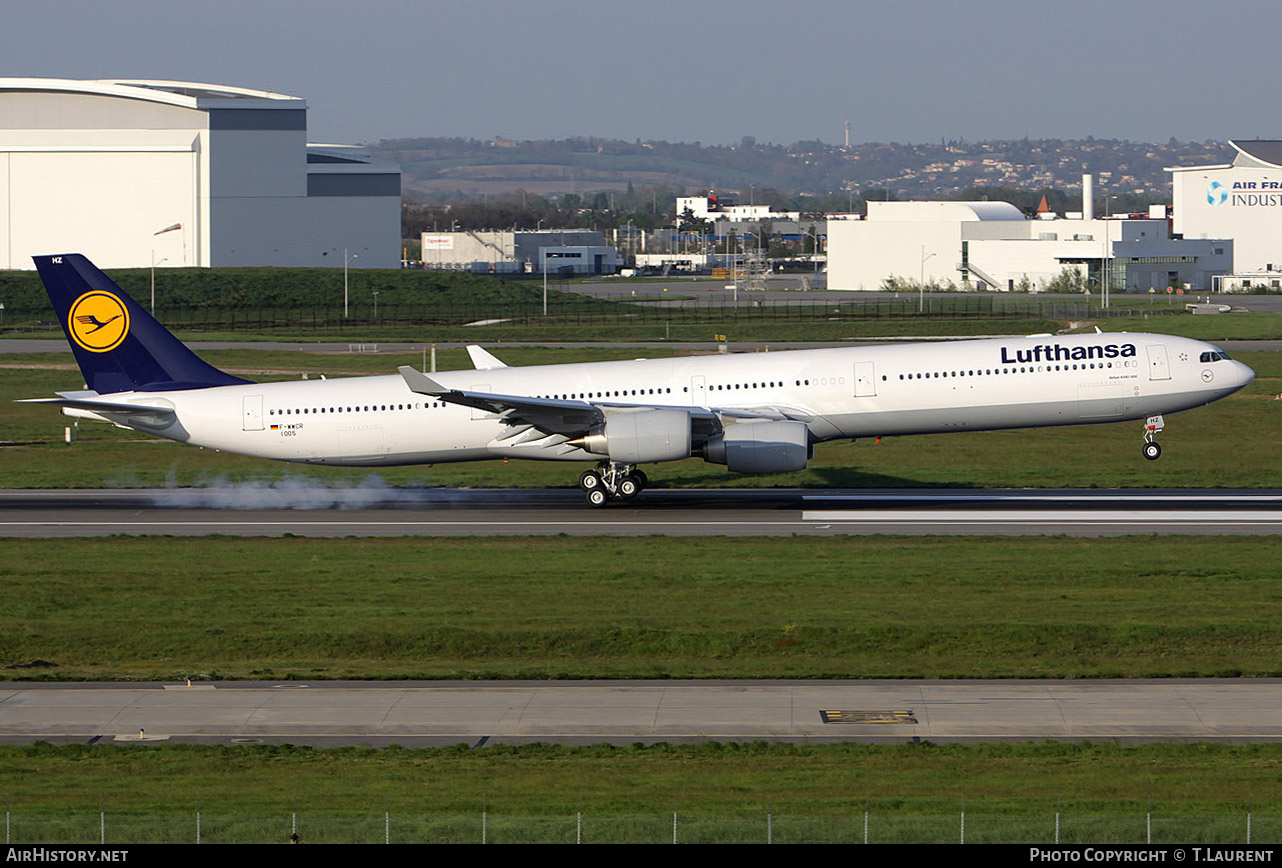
[68,291,130,353]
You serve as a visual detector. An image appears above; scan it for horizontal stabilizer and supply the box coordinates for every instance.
[19,395,177,427]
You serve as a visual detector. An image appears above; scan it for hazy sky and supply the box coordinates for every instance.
[6,0,1277,147]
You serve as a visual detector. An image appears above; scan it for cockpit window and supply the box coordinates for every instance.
[1199,351,1232,363]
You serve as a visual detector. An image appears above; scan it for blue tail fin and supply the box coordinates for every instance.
[34,254,253,394]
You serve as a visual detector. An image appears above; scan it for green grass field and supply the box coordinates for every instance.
[5,742,1282,843]
[5,535,1282,681]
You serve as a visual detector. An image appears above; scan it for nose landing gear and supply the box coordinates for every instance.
[579,462,648,507]
[1142,415,1165,461]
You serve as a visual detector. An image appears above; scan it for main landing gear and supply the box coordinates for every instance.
[1142,415,1165,461]
[579,462,648,507]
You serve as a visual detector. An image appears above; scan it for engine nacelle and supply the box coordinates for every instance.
[703,419,810,474]
[577,409,693,463]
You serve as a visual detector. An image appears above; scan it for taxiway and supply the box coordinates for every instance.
[3,679,1280,747]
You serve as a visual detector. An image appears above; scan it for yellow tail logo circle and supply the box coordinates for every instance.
[68,291,130,353]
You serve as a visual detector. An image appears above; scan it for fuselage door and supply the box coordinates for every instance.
[470,384,498,420]
[690,375,707,406]
[1146,344,1171,381]
[242,395,264,431]
[854,361,877,397]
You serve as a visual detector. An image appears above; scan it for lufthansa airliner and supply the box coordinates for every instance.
[23,255,1255,506]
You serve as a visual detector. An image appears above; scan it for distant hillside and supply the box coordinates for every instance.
[374,136,1235,202]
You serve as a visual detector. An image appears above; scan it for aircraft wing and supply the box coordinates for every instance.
[400,366,601,435]
[398,366,782,442]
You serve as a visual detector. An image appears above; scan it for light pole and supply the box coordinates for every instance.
[739,231,762,309]
[1102,221,1111,310]
[344,249,358,318]
[372,290,379,319]
[543,255,549,317]
[150,253,168,313]
[150,223,182,310]
[920,247,936,312]
[153,222,182,267]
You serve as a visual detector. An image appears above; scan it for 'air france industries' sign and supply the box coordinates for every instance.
[1207,179,1282,208]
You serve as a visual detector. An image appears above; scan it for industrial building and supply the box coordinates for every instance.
[676,193,800,224]
[827,190,1231,294]
[0,78,401,269]
[1170,140,1282,284]
[674,193,823,254]
[420,229,617,275]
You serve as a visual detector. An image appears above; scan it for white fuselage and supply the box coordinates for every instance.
[92,333,1254,468]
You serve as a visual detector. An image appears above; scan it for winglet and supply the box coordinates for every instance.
[398,366,448,395]
[466,345,508,371]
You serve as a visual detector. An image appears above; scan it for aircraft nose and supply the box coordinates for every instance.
[1234,360,1256,389]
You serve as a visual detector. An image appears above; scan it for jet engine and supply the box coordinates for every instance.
[703,419,810,474]
[575,409,693,463]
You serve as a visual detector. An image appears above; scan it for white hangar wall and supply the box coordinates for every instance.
[1,132,201,270]
[0,79,399,270]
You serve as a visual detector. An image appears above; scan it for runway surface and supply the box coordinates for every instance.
[1,487,1281,536]
[4,679,1281,746]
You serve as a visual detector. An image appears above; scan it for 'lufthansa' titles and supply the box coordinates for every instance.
[1000,343,1137,364]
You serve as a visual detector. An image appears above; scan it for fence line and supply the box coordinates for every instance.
[3,297,1185,333]
[2,801,1272,844]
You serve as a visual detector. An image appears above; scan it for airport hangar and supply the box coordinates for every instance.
[1170,140,1282,290]
[0,77,401,270]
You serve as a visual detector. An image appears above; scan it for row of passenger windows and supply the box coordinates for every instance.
[898,361,1127,380]
[699,380,800,392]
[269,403,445,416]
[264,376,859,417]
[535,388,672,400]
[545,380,819,397]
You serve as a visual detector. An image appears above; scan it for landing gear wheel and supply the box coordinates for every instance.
[1143,441,1162,461]
[618,475,640,499]
[585,487,609,508]
[632,470,648,491]
[579,469,603,492]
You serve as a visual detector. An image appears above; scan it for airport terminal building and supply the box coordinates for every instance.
[0,78,401,270]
